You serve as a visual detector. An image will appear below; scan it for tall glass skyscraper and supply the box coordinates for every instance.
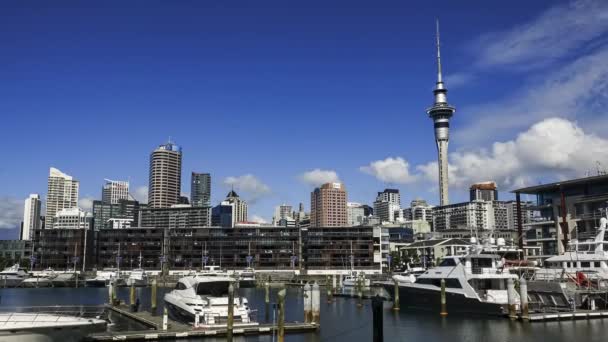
[191,172,211,207]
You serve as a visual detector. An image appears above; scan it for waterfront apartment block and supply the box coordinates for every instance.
[32,226,385,272]
[148,142,182,208]
[469,181,498,201]
[513,174,608,260]
[45,167,79,220]
[311,182,347,227]
[0,240,33,264]
[92,199,143,230]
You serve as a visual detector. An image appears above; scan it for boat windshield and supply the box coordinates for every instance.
[196,281,231,296]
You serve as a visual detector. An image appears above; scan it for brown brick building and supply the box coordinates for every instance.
[311,182,347,227]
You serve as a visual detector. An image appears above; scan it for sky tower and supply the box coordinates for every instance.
[427,20,455,206]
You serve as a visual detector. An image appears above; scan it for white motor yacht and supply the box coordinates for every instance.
[343,272,371,287]
[238,267,256,288]
[0,311,107,342]
[126,269,148,287]
[164,275,257,327]
[0,264,29,288]
[21,272,56,288]
[534,217,608,287]
[384,246,519,316]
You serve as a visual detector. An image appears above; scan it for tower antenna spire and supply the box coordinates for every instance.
[436,18,442,83]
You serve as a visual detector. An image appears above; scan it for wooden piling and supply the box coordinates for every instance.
[393,279,400,311]
[227,282,234,342]
[519,277,529,321]
[372,295,384,342]
[507,278,517,320]
[278,288,286,342]
[326,275,333,303]
[162,307,168,331]
[440,279,447,316]
[312,282,320,325]
[130,284,136,311]
[151,278,158,315]
[357,277,363,308]
[303,282,312,323]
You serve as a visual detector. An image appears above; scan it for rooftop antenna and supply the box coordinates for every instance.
[436,18,443,84]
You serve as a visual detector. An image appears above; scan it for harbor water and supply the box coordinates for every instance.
[1,287,608,341]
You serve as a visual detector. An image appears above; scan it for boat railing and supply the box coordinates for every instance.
[0,305,106,320]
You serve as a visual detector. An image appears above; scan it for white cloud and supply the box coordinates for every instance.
[131,186,148,204]
[78,197,95,212]
[474,0,608,68]
[444,72,474,88]
[251,215,268,224]
[419,118,608,190]
[360,157,417,184]
[299,169,340,187]
[223,174,271,202]
[0,197,23,229]
[455,45,608,145]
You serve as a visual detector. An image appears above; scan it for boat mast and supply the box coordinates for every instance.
[138,250,143,269]
[350,241,354,272]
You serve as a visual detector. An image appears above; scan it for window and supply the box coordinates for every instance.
[175,282,187,290]
[439,258,457,267]
[417,278,462,288]
[581,262,591,268]
[594,262,601,268]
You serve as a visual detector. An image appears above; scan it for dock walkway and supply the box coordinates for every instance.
[527,310,608,322]
[87,304,317,341]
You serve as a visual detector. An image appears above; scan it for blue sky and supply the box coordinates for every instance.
[2,0,608,239]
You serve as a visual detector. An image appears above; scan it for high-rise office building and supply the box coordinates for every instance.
[470,182,498,201]
[373,189,401,223]
[273,204,293,225]
[191,172,211,207]
[102,179,129,204]
[45,167,79,220]
[52,208,93,229]
[22,194,41,240]
[225,190,247,224]
[311,183,347,227]
[92,199,144,230]
[427,21,455,206]
[347,202,366,227]
[148,142,182,208]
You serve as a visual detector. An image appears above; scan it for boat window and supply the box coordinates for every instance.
[197,281,231,296]
[594,262,601,268]
[438,258,457,267]
[416,278,462,288]
[581,262,591,268]
[175,282,187,290]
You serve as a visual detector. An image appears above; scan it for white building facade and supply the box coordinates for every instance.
[102,179,129,204]
[45,167,79,220]
[22,194,41,240]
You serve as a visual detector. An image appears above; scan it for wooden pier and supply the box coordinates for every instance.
[86,304,318,341]
[526,310,608,322]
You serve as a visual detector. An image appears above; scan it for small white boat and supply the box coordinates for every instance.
[0,264,29,288]
[238,267,256,288]
[164,275,257,327]
[126,269,148,287]
[0,312,107,342]
[343,273,371,287]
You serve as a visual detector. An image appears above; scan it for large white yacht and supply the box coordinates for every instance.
[0,264,29,288]
[237,267,256,288]
[534,217,608,286]
[164,276,257,327]
[384,246,519,316]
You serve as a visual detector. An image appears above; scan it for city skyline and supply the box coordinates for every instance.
[3,0,608,239]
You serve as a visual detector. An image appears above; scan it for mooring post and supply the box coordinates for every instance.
[304,282,312,323]
[332,274,337,293]
[151,278,158,315]
[357,277,363,308]
[507,278,517,320]
[265,280,270,323]
[339,274,343,289]
[519,277,529,321]
[326,275,333,303]
[278,288,286,342]
[108,281,113,305]
[393,279,400,311]
[312,282,321,325]
[130,283,136,311]
[194,311,200,328]
[75,273,79,288]
[162,306,168,330]
[112,280,117,305]
[227,282,234,342]
[372,294,384,342]
[440,279,448,316]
